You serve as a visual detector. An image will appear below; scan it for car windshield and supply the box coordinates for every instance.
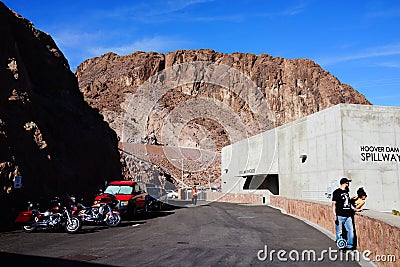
[104,185,132,195]
[147,188,161,197]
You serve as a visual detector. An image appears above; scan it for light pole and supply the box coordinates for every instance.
[180,158,184,189]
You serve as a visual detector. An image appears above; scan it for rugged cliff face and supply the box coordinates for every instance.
[76,49,371,186]
[0,2,122,228]
[77,50,371,143]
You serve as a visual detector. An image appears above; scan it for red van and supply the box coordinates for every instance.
[95,180,149,219]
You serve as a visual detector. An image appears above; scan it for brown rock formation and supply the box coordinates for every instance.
[0,2,122,228]
[77,50,370,135]
[76,49,371,187]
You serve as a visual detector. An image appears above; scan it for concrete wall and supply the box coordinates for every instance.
[221,104,400,212]
[340,105,400,211]
[270,195,400,267]
[277,106,344,201]
[221,128,278,194]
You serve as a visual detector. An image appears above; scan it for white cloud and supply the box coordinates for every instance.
[165,0,216,12]
[317,43,400,66]
[96,0,215,22]
[89,36,188,56]
[376,61,400,68]
[190,14,243,22]
[50,29,189,70]
[53,31,101,48]
[352,77,400,88]
[281,3,307,16]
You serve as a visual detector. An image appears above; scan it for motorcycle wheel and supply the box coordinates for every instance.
[65,215,82,234]
[143,200,151,219]
[105,212,121,227]
[22,225,37,233]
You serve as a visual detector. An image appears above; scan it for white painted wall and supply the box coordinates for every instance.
[221,104,400,212]
[340,105,400,212]
[277,105,344,202]
[221,129,278,195]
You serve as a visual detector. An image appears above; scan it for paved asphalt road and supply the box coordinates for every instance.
[0,202,362,267]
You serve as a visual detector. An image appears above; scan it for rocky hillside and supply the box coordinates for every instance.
[0,2,122,228]
[120,142,221,189]
[76,49,371,186]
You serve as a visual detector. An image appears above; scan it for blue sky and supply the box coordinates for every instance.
[2,0,400,106]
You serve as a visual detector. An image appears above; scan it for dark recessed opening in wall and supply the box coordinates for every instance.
[243,175,253,190]
[263,174,279,195]
[242,174,279,195]
[300,154,307,163]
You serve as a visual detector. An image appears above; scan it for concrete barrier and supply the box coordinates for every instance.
[206,191,263,204]
[270,195,400,267]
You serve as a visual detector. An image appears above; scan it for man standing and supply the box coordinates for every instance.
[192,186,198,205]
[332,177,354,250]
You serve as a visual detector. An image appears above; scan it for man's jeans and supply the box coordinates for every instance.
[336,216,354,248]
[192,195,197,205]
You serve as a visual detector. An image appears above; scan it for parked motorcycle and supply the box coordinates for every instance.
[71,193,121,227]
[15,195,82,234]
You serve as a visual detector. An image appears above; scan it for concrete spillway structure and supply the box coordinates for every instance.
[221,104,400,212]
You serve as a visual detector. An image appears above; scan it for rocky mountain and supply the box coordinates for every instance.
[0,2,122,229]
[76,49,371,186]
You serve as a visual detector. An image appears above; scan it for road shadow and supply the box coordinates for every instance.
[0,251,110,267]
[78,221,149,233]
[77,225,111,234]
[145,210,175,219]
[117,220,147,227]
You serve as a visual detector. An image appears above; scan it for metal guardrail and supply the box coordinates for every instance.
[180,188,208,201]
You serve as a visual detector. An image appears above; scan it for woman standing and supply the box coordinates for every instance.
[353,187,367,210]
[350,187,367,249]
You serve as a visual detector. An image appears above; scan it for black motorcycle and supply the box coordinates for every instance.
[15,195,82,234]
[71,193,121,227]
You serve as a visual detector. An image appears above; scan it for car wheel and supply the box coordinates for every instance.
[132,205,138,219]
